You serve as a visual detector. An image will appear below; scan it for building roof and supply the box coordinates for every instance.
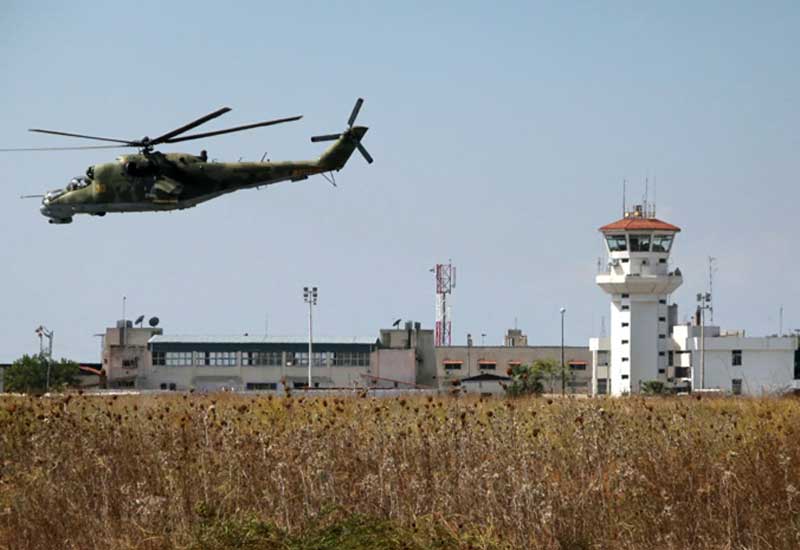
[599,217,680,232]
[149,335,378,346]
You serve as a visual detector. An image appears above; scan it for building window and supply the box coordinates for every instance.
[621,357,629,362]
[165,351,193,366]
[659,258,667,264]
[479,361,496,370]
[152,351,165,366]
[443,361,462,370]
[606,235,627,252]
[208,351,237,366]
[569,362,587,371]
[242,351,282,366]
[732,350,742,366]
[621,305,630,311]
[651,235,673,253]
[194,352,210,366]
[597,379,608,395]
[628,234,651,252]
[732,378,742,395]
[621,339,629,345]
[621,258,629,263]
[621,374,629,380]
[658,368,665,374]
[332,351,369,367]
[246,382,277,390]
[674,366,690,378]
[168,383,176,391]
[668,351,674,366]
[621,322,629,328]
[659,316,666,322]
[659,299,667,304]
[659,334,666,339]
[160,383,167,390]
[794,350,800,380]
[659,351,665,356]
[621,293,630,298]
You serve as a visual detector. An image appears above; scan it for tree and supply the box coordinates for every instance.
[506,359,568,397]
[4,354,79,393]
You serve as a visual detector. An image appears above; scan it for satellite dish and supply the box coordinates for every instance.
[134,314,145,326]
[148,316,160,327]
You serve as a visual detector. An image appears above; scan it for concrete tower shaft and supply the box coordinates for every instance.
[596,207,682,395]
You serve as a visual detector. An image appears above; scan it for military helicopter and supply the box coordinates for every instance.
[3,98,371,224]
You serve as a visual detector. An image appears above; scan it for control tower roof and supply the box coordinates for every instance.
[600,217,680,233]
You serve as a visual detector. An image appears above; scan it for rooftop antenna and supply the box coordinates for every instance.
[622,179,627,216]
[779,305,783,335]
[644,176,649,216]
[514,316,518,330]
[600,316,607,338]
[708,257,717,323]
[653,175,657,217]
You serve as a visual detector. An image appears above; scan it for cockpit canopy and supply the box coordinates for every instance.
[65,176,91,192]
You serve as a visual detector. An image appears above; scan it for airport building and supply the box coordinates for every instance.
[590,204,800,396]
[98,320,591,395]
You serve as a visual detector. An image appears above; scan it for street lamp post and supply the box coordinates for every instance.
[560,307,566,396]
[303,287,318,389]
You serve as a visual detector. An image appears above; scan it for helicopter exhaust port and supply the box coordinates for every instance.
[47,217,73,224]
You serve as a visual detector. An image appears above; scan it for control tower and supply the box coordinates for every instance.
[596,204,682,395]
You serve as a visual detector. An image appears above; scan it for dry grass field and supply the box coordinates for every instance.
[2,393,800,549]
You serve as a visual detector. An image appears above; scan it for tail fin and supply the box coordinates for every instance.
[317,127,369,171]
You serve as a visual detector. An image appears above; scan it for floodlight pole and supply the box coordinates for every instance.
[303,287,318,389]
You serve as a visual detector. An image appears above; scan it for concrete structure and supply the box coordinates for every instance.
[102,321,163,388]
[436,329,592,395]
[95,319,592,395]
[594,204,683,395]
[99,320,435,392]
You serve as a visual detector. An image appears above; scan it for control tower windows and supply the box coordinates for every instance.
[629,234,651,252]
[606,235,627,252]
[652,235,674,253]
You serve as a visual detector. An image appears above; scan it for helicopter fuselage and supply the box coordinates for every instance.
[39,127,366,224]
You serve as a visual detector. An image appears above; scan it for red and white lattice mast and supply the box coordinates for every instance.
[434,261,456,346]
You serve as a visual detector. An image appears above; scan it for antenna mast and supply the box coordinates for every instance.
[708,257,717,323]
[434,260,456,346]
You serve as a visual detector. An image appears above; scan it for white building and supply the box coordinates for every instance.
[593,204,683,395]
[671,325,798,395]
[590,204,800,396]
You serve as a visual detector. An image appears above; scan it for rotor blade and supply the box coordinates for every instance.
[0,144,129,152]
[20,194,45,199]
[357,142,374,164]
[148,107,232,145]
[28,129,132,144]
[310,133,341,143]
[347,98,364,128]
[162,115,302,144]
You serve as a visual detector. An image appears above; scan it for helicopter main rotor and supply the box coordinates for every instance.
[1,107,302,153]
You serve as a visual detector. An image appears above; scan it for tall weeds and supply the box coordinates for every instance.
[1,394,799,549]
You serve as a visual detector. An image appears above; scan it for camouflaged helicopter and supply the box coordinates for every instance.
[5,98,371,224]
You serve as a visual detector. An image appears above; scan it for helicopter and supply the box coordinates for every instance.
[3,98,372,224]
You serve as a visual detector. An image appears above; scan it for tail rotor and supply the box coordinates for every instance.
[311,97,373,164]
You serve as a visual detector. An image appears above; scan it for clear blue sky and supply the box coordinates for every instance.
[1,1,798,361]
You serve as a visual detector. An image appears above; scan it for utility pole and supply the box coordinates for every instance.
[560,307,566,396]
[696,293,711,390]
[303,287,318,388]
